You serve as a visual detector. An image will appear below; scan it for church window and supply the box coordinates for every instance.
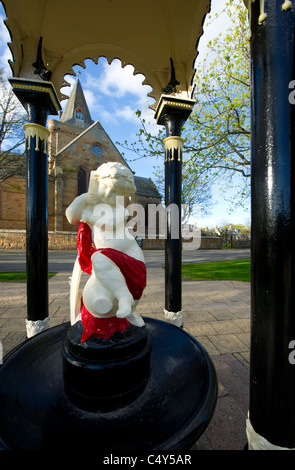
[92,144,103,156]
[76,110,84,121]
[77,167,87,196]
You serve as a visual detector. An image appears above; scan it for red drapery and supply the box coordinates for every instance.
[76,222,146,342]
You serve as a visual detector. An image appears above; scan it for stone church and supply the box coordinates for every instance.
[0,78,162,238]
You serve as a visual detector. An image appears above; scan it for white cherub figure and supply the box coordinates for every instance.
[66,162,146,343]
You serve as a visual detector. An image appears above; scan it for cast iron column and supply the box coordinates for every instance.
[246,1,295,449]
[9,78,61,338]
[155,95,194,327]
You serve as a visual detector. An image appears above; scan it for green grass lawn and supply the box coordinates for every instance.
[1,260,250,283]
[0,272,56,282]
[182,258,250,282]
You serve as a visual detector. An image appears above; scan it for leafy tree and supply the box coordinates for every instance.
[0,68,26,183]
[152,158,212,219]
[119,0,250,210]
[190,0,250,198]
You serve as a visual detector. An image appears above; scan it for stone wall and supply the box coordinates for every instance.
[142,238,165,250]
[0,230,77,250]
[199,236,222,250]
[0,177,26,230]
[0,230,164,250]
[231,238,251,249]
[0,230,223,251]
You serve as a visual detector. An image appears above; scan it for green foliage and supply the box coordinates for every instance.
[187,0,250,203]
[118,0,250,211]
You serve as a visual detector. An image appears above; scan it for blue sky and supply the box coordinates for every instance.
[0,0,251,229]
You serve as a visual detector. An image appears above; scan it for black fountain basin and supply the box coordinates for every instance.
[0,317,217,451]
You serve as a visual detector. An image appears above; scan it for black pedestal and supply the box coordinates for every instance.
[63,321,153,411]
[0,318,217,451]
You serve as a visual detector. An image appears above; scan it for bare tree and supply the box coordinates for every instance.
[0,68,26,183]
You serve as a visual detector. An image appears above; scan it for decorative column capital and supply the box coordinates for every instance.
[9,77,61,125]
[155,94,195,136]
[9,77,61,113]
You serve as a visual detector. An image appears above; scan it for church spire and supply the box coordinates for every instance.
[60,77,93,128]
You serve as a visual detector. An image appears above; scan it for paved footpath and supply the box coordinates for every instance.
[0,262,250,451]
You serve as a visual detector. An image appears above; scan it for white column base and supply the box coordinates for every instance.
[246,413,295,450]
[26,317,50,338]
[164,308,183,327]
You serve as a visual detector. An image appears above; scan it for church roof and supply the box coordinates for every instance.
[56,79,161,200]
[134,176,161,199]
[60,77,94,128]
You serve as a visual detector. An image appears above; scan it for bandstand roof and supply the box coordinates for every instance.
[0,0,210,109]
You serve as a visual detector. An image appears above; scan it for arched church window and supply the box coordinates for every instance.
[77,167,87,196]
[76,110,84,121]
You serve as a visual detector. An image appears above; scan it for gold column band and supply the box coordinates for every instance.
[23,123,50,154]
[163,136,185,162]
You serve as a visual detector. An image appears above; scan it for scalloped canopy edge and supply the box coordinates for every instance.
[1,0,210,110]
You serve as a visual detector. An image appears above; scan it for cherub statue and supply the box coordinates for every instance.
[66,162,146,343]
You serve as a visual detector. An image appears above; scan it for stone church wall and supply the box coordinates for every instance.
[48,118,131,231]
[0,176,26,230]
[0,80,163,243]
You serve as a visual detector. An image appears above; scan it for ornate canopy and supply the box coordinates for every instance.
[1,0,210,108]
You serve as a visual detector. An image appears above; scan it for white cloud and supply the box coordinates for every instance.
[0,12,13,76]
[84,59,152,109]
[115,105,136,121]
[83,89,97,110]
[60,63,151,125]
[97,107,116,123]
[94,103,138,126]
[100,60,150,100]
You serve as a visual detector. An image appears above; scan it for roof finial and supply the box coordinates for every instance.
[161,58,180,95]
[32,36,52,81]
